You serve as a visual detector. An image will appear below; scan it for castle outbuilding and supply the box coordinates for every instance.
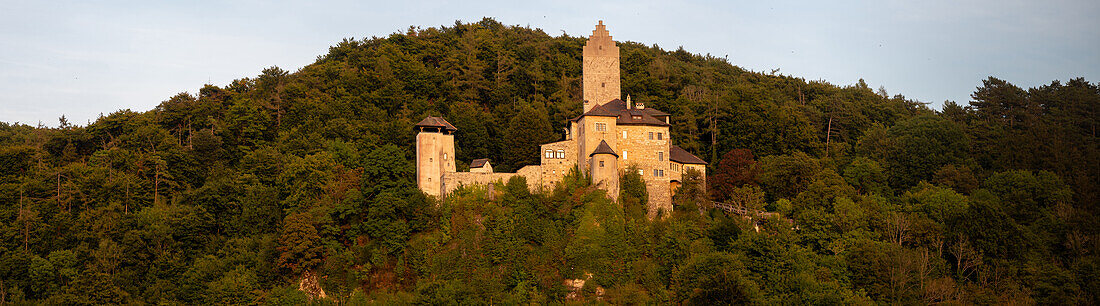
[416,21,707,217]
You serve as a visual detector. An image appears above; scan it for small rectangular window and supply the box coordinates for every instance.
[648,132,654,140]
[622,131,627,138]
[545,150,553,159]
[657,133,663,140]
[638,169,644,176]
[599,161,605,167]
[623,150,628,160]
[557,150,565,159]
[659,170,665,177]
[658,152,664,161]
[595,122,608,132]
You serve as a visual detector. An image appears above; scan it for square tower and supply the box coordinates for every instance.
[582,21,621,113]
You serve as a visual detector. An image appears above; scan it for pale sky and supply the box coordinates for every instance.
[2,0,1097,126]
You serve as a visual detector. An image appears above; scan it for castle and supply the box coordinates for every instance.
[415,21,707,217]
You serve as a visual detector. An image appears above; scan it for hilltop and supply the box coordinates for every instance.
[0,18,1097,304]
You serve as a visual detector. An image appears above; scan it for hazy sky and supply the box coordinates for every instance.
[2,0,1097,126]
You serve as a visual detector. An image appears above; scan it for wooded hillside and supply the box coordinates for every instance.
[0,18,1097,304]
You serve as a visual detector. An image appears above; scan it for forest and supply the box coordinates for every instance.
[0,18,1097,304]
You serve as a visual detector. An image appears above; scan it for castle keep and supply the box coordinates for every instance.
[416,21,707,217]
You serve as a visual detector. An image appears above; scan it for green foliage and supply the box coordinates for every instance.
[758,151,821,200]
[277,212,323,275]
[619,165,648,220]
[676,252,762,304]
[883,114,969,188]
[0,18,1095,304]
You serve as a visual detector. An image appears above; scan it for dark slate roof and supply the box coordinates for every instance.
[415,116,457,131]
[572,99,670,127]
[669,145,707,165]
[643,108,670,117]
[470,158,490,168]
[617,108,669,126]
[589,140,619,157]
[579,99,624,117]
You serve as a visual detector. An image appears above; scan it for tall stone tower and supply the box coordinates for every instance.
[415,116,457,198]
[582,20,621,113]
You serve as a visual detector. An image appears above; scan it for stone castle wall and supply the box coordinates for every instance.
[540,140,577,189]
[589,153,620,201]
[442,166,543,195]
[577,116,618,172]
[616,124,672,217]
[582,21,620,112]
[416,131,455,198]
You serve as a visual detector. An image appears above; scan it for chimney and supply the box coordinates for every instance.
[626,95,632,109]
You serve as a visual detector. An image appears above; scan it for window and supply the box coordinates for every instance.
[595,123,607,132]
[601,82,606,88]
[599,161,605,167]
[622,131,627,138]
[623,150,628,160]
[653,169,659,176]
[430,158,433,163]
[659,170,665,177]
[443,153,448,160]
[648,132,654,140]
[557,150,565,159]
[658,152,664,161]
[638,169,644,176]
[657,133,663,140]
[545,149,553,159]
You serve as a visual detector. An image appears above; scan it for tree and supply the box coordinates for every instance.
[501,103,557,172]
[277,212,323,276]
[883,115,968,188]
[843,157,889,195]
[676,252,762,304]
[708,148,759,201]
[619,166,648,220]
[758,151,821,200]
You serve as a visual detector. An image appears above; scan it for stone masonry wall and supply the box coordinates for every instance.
[540,140,577,189]
[582,21,620,112]
[616,124,672,217]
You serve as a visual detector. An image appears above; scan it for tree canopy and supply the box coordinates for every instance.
[0,18,1096,304]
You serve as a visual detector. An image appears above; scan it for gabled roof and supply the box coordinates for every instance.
[470,158,490,168]
[669,145,707,165]
[580,99,624,117]
[415,116,457,131]
[589,140,619,157]
[572,99,670,127]
[617,109,669,126]
[643,108,670,117]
